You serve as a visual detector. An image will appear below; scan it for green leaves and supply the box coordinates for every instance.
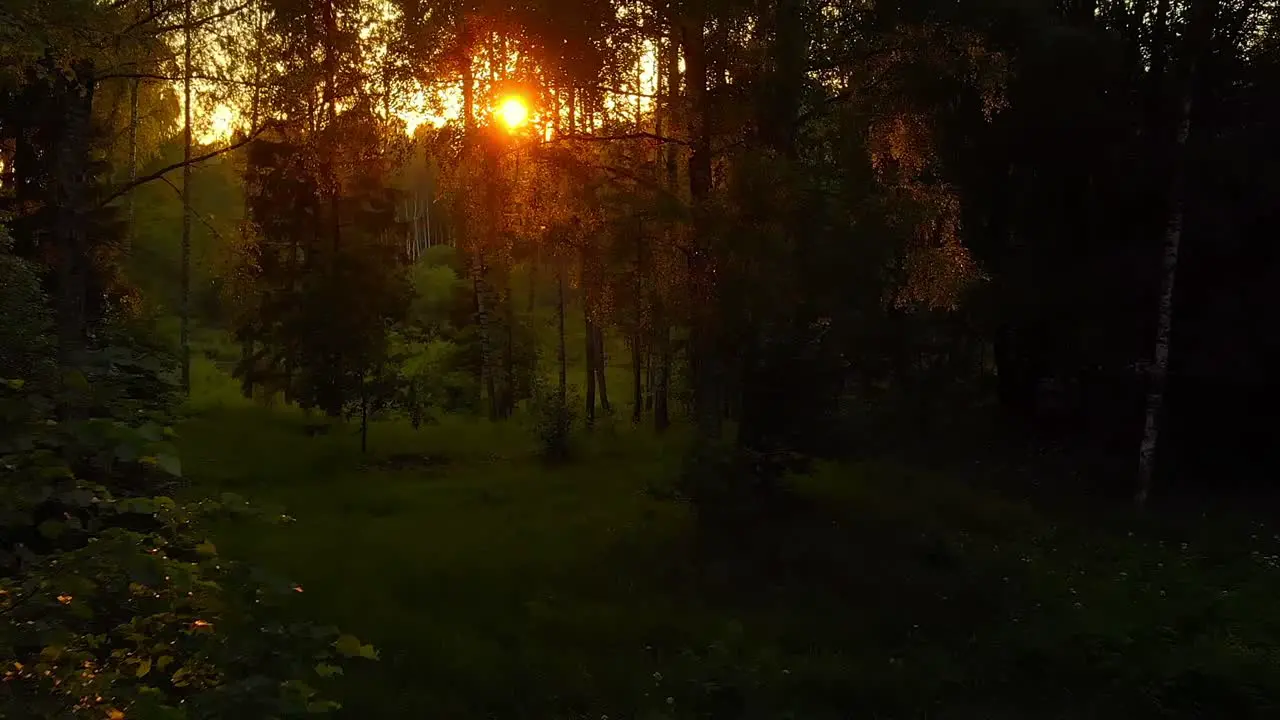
[154,453,182,477]
[139,452,182,477]
[37,519,66,539]
[333,634,379,660]
[0,376,365,720]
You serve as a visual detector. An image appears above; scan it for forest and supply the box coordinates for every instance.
[2,0,1279,716]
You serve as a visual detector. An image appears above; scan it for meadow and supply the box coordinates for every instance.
[177,341,1280,720]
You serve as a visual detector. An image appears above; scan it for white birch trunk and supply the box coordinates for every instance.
[1136,90,1193,509]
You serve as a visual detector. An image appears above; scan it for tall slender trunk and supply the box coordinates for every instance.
[473,252,497,419]
[410,196,419,260]
[654,32,680,434]
[585,308,597,427]
[322,0,340,263]
[478,177,499,419]
[595,324,610,412]
[632,335,643,423]
[736,0,805,452]
[180,0,193,395]
[240,43,263,400]
[557,260,567,399]
[54,63,95,384]
[645,346,655,411]
[528,249,538,312]
[682,9,720,443]
[567,86,576,138]
[360,375,369,453]
[503,282,515,417]
[655,325,671,432]
[1136,0,1212,508]
[424,190,432,248]
[462,38,475,132]
[126,78,139,254]
[459,38,496,420]
[771,0,802,159]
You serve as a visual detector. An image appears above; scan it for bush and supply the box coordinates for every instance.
[0,230,54,383]
[679,442,811,526]
[0,371,377,718]
[0,256,375,716]
[530,377,579,462]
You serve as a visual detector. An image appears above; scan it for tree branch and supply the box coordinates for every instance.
[152,1,253,34]
[99,71,276,89]
[576,84,671,102]
[789,71,895,132]
[159,175,233,243]
[121,0,184,35]
[546,132,689,146]
[100,122,275,209]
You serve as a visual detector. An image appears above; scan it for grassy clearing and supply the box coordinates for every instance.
[178,362,1280,719]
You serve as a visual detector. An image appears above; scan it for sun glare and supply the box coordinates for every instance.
[496,96,529,131]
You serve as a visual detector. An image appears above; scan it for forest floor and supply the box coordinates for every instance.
[177,349,1280,720]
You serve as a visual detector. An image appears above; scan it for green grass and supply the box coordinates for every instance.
[177,365,1280,719]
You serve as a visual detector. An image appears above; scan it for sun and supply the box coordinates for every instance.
[495,95,529,131]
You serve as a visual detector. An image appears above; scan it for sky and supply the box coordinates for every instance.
[181,2,661,145]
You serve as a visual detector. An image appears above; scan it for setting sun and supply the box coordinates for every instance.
[495,96,529,131]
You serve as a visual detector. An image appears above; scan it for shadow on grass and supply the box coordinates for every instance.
[177,397,1280,720]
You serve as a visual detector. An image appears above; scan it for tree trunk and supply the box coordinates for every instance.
[766,0,802,157]
[654,33,678,435]
[528,250,538,312]
[557,260,567,399]
[126,78,139,254]
[585,309,597,427]
[180,0,194,395]
[1135,145,1186,507]
[632,335,643,422]
[1135,0,1212,509]
[413,196,421,260]
[682,10,721,444]
[360,379,369,453]
[240,35,263,401]
[503,282,515,418]
[54,63,95,382]
[473,252,498,420]
[645,347,655,411]
[462,35,475,132]
[654,323,671,432]
[595,324,610,412]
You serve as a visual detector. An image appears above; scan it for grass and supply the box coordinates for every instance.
[177,361,1280,719]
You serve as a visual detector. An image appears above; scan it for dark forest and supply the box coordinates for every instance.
[2,0,1279,716]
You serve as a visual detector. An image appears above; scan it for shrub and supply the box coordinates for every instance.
[530,377,579,462]
[0,252,375,716]
[0,230,54,383]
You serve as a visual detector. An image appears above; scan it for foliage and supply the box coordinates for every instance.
[0,365,375,719]
[398,337,479,417]
[528,374,578,461]
[234,128,413,418]
[128,150,243,323]
[0,229,55,383]
[0,234,373,717]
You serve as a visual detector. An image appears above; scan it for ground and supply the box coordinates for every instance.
[178,351,1280,720]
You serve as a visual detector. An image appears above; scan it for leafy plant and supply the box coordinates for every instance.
[0,304,375,717]
[0,229,55,385]
[529,376,579,462]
